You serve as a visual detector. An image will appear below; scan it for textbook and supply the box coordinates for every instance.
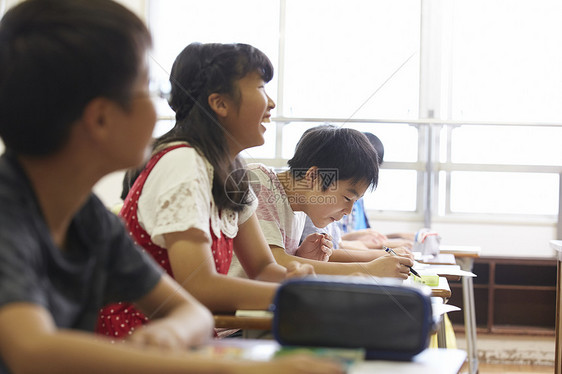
[274,346,365,368]
[194,339,364,366]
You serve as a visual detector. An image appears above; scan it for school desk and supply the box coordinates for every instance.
[403,275,452,349]
[439,245,481,374]
[429,275,451,299]
[418,253,457,266]
[201,338,467,374]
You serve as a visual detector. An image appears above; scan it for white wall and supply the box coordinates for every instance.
[1,0,20,14]
[93,170,126,209]
[370,216,557,259]
[433,221,556,259]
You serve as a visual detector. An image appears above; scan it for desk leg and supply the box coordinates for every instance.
[457,257,479,374]
[437,316,448,348]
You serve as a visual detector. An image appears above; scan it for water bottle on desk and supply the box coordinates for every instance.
[413,228,441,259]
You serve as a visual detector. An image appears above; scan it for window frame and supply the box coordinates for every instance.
[148,0,562,233]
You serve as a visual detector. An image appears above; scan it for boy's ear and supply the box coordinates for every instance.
[208,93,229,118]
[305,166,319,188]
[81,97,112,141]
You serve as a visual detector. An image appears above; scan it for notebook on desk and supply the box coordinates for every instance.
[414,262,476,278]
[235,310,273,318]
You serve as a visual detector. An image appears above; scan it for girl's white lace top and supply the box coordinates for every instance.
[137,143,256,248]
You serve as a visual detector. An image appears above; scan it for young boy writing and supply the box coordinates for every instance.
[300,131,414,253]
[248,125,414,279]
[0,1,343,373]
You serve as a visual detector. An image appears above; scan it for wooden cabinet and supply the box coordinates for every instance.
[448,256,557,335]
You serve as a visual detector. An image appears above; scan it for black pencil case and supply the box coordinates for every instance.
[271,276,436,361]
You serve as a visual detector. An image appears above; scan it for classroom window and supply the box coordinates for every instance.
[449,125,562,166]
[281,0,420,119]
[148,0,562,223]
[448,0,562,123]
[364,169,418,212]
[147,0,280,120]
[449,171,559,216]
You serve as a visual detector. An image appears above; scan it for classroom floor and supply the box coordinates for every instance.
[456,333,554,374]
[470,363,553,373]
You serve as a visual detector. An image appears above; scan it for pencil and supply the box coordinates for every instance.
[383,246,421,278]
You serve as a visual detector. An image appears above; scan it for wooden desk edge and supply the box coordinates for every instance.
[439,251,481,258]
[439,246,481,258]
[431,288,451,299]
[214,314,273,330]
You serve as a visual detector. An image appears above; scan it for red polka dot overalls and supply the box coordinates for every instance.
[96,144,234,339]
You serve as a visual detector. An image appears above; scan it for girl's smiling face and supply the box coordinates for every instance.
[221,71,275,155]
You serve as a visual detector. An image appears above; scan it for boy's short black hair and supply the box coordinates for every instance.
[363,132,384,165]
[288,125,379,191]
[0,0,152,156]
